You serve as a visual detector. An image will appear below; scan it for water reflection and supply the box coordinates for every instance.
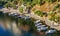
[0,23,12,36]
[0,11,60,36]
[0,11,32,36]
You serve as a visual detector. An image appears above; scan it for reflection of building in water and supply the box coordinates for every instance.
[0,16,21,36]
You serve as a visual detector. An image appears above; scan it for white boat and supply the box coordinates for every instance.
[41,25,46,27]
[35,23,42,26]
[40,27,48,30]
[34,20,40,23]
[37,28,41,32]
[46,30,56,34]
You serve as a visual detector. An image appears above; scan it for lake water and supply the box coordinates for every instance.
[0,11,32,36]
[0,5,3,9]
[0,24,13,36]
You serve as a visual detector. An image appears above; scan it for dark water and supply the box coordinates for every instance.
[0,25,12,36]
[0,5,3,9]
[0,12,32,36]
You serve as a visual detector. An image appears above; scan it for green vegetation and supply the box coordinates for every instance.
[1,0,58,8]
[34,10,44,17]
[19,7,23,13]
[49,0,57,3]
[34,10,60,23]
[4,3,10,8]
[49,15,60,23]
[53,4,60,11]
[48,12,60,23]
[1,0,59,14]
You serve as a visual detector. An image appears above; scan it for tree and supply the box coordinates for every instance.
[34,10,44,17]
[49,0,57,3]
[19,7,23,13]
[32,0,44,5]
[4,3,10,8]
[53,4,60,11]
